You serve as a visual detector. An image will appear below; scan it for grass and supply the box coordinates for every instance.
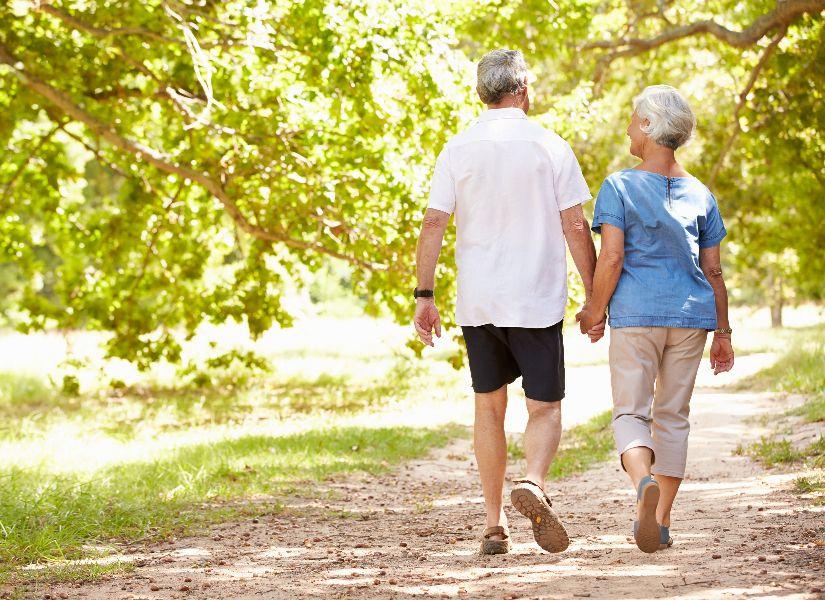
[0,317,472,586]
[508,410,614,480]
[794,474,825,504]
[788,395,825,423]
[739,323,824,419]
[13,562,136,585]
[734,437,823,468]
[0,371,63,417]
[734,324,824,477]
[0,424,463,575]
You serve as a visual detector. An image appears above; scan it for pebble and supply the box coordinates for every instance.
[712,554,721,559]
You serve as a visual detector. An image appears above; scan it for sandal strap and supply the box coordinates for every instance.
[483,526,509,539]
[512,478,553,506]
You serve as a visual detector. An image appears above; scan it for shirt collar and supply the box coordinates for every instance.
[476,107,527,122]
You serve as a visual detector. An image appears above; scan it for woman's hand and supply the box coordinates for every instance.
[576,305,605,338]
[586,318,606,343]
[709,334,734,374]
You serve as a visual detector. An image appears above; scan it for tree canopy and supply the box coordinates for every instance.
[1,0,823,365]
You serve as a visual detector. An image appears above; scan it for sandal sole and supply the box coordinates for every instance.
[510,485,569,553]
[635,481,660,554]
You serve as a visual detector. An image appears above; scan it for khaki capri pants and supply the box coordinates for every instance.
[609,327,707,478]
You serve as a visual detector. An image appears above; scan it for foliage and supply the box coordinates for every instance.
[0,0,474,366]
[1,1,823,366]
[176,347,270,388]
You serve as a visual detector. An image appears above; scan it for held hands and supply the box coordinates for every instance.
[413,298,442,347]
[710,334,735,375]
[575,304,606,343]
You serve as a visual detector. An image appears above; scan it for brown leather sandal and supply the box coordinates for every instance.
[480,525,510,555]
[510,479,569,553]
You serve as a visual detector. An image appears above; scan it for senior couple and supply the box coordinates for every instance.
[413,49,735,555]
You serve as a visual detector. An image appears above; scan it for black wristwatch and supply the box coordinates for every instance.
[413,287,434,299]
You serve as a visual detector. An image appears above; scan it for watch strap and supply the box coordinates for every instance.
[414,288,434,299]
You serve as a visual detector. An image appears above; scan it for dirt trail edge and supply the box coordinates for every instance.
[30,388,825,600]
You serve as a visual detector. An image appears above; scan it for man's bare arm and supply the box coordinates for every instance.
[414,208,450,346]
[415,208,451,290]
[560,204,597,299]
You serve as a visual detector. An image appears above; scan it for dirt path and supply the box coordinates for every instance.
[28,373,825,599]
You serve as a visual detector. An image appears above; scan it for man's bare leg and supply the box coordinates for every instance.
[510,397,569,552]
[523,399,562,489]
[474,385,508,538]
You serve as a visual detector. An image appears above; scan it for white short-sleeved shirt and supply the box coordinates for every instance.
[428,107,591,328]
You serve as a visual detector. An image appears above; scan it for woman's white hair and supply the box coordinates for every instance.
[632,85,696,150]
[476,49,529,105]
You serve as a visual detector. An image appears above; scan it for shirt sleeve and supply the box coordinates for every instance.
[591,177,625,233]
[554,142,592,211]
[427,148,456,215]
[698,193,727,248]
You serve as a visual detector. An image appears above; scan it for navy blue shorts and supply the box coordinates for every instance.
[461,321,565,402]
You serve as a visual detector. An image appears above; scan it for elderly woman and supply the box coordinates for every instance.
[577,85,735,553]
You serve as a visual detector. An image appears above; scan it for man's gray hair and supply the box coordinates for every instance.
[633,85,696,150]
[476,49,529,105]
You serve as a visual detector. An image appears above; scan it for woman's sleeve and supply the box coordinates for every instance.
[591,177,625,234]
[698,193,727,248]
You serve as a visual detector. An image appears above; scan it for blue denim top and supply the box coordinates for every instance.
[591,169,727,329]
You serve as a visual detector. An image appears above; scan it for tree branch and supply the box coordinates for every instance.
[0,42,388,272]
[55,121,132,180]
[708,25,788,187]
[583,0,824,55]
[37,4,249,50]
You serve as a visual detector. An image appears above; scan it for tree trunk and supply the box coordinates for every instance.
[770,302,783,328]
[770,274,784,328]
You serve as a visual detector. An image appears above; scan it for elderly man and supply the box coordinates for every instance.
[413,49,597,554]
